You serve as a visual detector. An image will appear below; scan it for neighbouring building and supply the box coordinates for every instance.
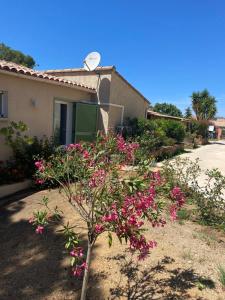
[0,61,150,161]
[147,110,189,123]
[211,118,225,139]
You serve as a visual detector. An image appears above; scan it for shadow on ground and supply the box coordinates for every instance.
[209,141,225,146]
[0,191,104,300]
[109,255,215,300]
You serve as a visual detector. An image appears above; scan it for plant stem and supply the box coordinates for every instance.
[80,241,92,300]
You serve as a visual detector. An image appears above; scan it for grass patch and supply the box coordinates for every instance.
[192,231,218,247]
[181,249,193,261]
[218,265,225,288]
[177,208,190,221]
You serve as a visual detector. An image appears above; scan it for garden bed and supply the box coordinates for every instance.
[0,188,224,300]
[153,143,184,159]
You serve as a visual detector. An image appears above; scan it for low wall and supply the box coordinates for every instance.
[153,143,184,159]
[0,179,32,199]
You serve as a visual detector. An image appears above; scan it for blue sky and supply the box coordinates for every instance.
[1,0,225,116]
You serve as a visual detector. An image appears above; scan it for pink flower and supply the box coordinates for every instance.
[170,205,177,221]
[170,186,185,207]
[28,217,34,224]
[35,225,44,234]
[117,135,127,152]
[66,143,82,151]
[35,179,45,185]
[82,150,89,159]
[88,169,106,188]
[128,215,138,226]
[70,247,83,257]
[116,135,139,161]
[102,211,118,222]
[95,224,104,234]
[34,160,45,172]
[72,262,88,277]
[151,171,163,186]
[72,266,83,277]
[129,234,157,260]
[81,262,88,270]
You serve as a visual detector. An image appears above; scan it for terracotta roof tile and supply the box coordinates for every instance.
[0,60,96,92]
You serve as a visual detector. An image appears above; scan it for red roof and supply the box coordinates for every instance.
[0,60,96,92]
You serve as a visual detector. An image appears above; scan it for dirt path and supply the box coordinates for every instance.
[0,189,225,300]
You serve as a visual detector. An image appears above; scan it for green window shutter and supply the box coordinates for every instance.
[72,103,99,143]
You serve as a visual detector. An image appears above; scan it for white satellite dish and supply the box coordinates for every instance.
[83,52,101,71]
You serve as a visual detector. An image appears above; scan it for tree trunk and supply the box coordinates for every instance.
[80,242,92,300]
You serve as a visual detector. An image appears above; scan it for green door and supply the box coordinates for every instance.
[73,103,99,142]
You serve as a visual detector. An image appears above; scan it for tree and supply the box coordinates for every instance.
[153,102,183,117]
[191,89,217,120]
[184,107,192,119]
[0,43,36,68]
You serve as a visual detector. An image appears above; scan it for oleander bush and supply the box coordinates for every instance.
[30,133,185,300]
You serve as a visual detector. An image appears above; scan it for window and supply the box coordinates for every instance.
[53,100,73,145]
[0,91,8,118]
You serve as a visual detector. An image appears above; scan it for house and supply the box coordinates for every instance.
[0,60,149,161]
[147,110,189,123]
[45,66,149,131]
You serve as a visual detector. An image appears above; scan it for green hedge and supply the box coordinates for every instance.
[136,118,186,143]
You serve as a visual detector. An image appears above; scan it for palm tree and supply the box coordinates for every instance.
[184,107,192,119]
[191,89,217,120]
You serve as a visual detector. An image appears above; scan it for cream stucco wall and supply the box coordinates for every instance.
[46,70,112,104]
[109,72,149,129]
[0,72,93,161]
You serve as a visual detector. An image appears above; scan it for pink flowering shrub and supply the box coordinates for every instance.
[30,133,185,300]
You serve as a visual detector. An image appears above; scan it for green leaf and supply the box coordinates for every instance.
[108,232,113,248]
[71,257,76,266]
[117,235,122,244]
[65,242,71,249]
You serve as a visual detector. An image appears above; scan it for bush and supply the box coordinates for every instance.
[30,134,186,299]
[127,118,186,162]
[135,118,186,144]
[189,119,209,138]
[0,160,26,185]
[160,120,185,143]
[162,157,225,229]
[0,121,55,182]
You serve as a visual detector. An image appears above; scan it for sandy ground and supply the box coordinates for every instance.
[1,188,225,300]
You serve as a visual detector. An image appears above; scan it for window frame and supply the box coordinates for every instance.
[0,91,8,119]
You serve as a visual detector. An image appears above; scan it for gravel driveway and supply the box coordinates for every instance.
[174,141,225,189]
[180,140,225,175]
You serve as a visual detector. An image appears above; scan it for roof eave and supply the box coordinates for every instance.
[44,66,115,74]
[0,69,96,93]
